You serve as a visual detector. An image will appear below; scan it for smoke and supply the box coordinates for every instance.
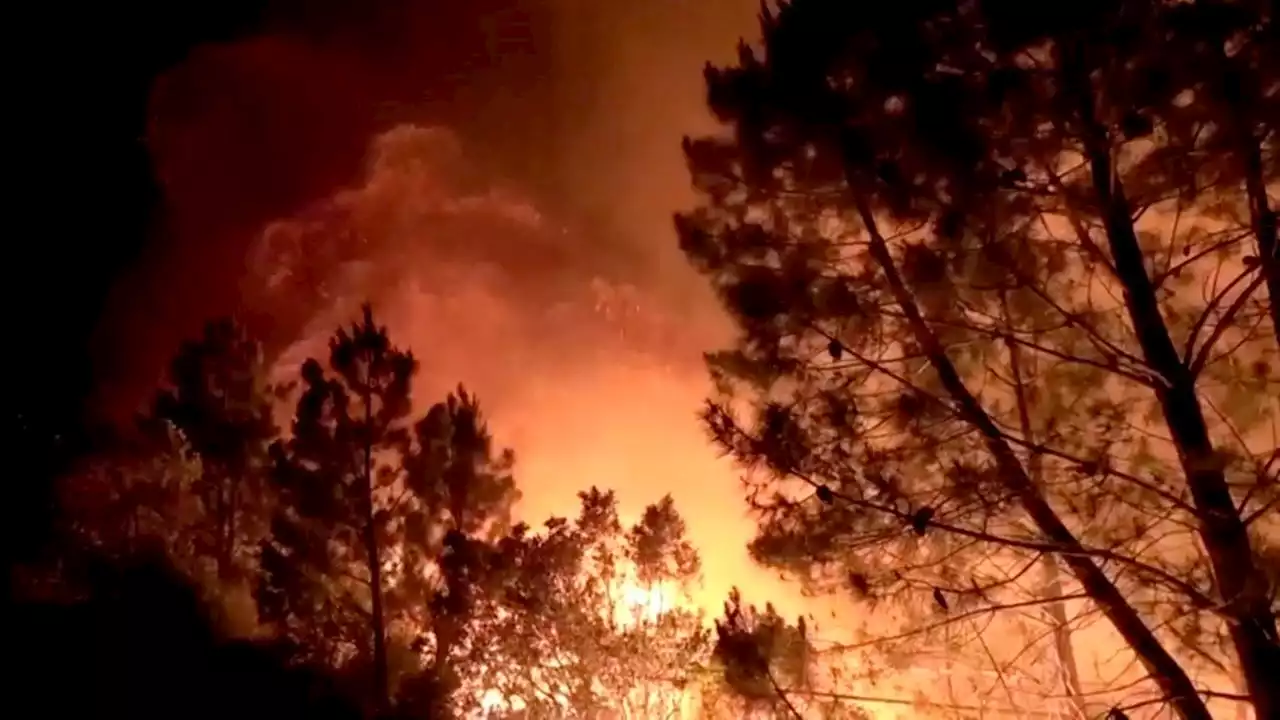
[241,121,803,615]
[94,0,815,616]
[96,0,759,417]
[244,121,707,396]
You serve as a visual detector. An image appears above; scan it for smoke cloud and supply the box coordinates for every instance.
[243,120,803,614]
[94,0,812,615]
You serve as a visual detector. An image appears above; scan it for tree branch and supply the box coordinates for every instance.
[1187,271,1266,377]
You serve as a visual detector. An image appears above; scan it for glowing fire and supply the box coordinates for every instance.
[470,569,691,718]
[618,576,676,624]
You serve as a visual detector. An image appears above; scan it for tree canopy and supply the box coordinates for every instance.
[676,1,1278,718]
[20,2,1280,718]
[40,305,795,719]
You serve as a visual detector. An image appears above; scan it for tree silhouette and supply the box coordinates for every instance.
[8,549,361,720]
[37,302,747,718]
[1144,0,1280,350]
[259,305,521,716]
[677,1,1277,718]
[258,305,419,712]
[396,387,520,710]
[151,317,280,585]
[470,488,712,718]
[57,316,279,629]
[711,591,871,720]
[57,428,202,566]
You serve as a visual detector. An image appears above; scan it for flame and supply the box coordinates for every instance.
[236,123,836,718]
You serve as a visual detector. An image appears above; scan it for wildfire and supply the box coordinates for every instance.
[618,576,677,625]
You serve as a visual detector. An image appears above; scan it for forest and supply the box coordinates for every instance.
[8,1,1279,719]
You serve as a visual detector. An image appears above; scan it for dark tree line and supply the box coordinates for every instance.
[17,304,840,719]
[677,0,1278,718]
[8,551,362,720]
[16,1,1280,717]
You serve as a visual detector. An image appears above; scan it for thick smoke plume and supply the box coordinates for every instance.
[92,0,811,618]
[239,122,804,616]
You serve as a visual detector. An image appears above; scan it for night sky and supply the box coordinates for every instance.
[10,0,265,562]
[7,4,1275,718]
[9,0,561,562]
[6,0,760,578]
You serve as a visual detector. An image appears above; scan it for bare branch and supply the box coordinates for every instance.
[826,593,1090,655]
[1187,271,1267,377]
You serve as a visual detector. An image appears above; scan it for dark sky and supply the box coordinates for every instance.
[8,0,758,565]
[10,0,559,558]
[9,0,267,561]
[13,0,556,455]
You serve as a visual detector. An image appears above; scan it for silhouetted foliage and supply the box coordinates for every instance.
[471,488,712,718]
[56,317,279,635]
[395,387,520,710]
[8,550,361,720]
[151,317,280,584]
[677,1,1278,718]
[258,305,417,707]
[259,305,523,715]
[711,590,869,719]
[34,302,738,718]
[56,428,203,566]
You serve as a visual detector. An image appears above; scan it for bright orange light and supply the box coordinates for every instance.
[616,574,682,627]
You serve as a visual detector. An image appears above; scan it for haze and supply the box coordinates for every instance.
[91,0,817,618]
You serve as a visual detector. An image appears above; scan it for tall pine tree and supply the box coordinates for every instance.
[151,317,279,585]
[259,305,417,712]
[259,306,521,716]
[677,1,1277,717]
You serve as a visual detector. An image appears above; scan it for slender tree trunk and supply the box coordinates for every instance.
[1214,51,1280,351]
[1074,87,1280,720]
[224,474,238,581]
[1042,558,1088,718]
[1001,302,1089,719]
[1236,120,1280,351]
[362,383,390,712]
[848,190,1214,720]
[214,469,237,582]
[431,591,461,702]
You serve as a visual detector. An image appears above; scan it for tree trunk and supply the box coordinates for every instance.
[1042,558,1088,719]
[1214,50,1280,352]
[363,510,390,711]
[1076,96,1280,720]
[849,191,1215,720]
[432,611,460,701]
[362,387,390,712]
[1003,312,1088,719]
[1236,122,1280,351]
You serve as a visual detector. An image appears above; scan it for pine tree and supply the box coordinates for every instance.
[259,305,417,712]
[259,306,522,717]
[711,590,868,720]
[1143,0,1280,349]
[397,387,520,707]
[57,317,277,620]
[469,489,712,718]
[676,1,1277,717]
[151,317,279,584]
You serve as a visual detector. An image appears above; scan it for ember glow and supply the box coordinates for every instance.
[56,2,1277,719]
[79,4,858,715]
[235,119,810,626]
[90,0,814,624]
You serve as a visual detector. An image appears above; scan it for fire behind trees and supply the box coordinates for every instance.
[12,0,1280,717]
[676,0,1278,719]
[19,306,839,719]
[238,125,682,377]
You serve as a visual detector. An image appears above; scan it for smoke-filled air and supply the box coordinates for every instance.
[11,2,1279,720]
